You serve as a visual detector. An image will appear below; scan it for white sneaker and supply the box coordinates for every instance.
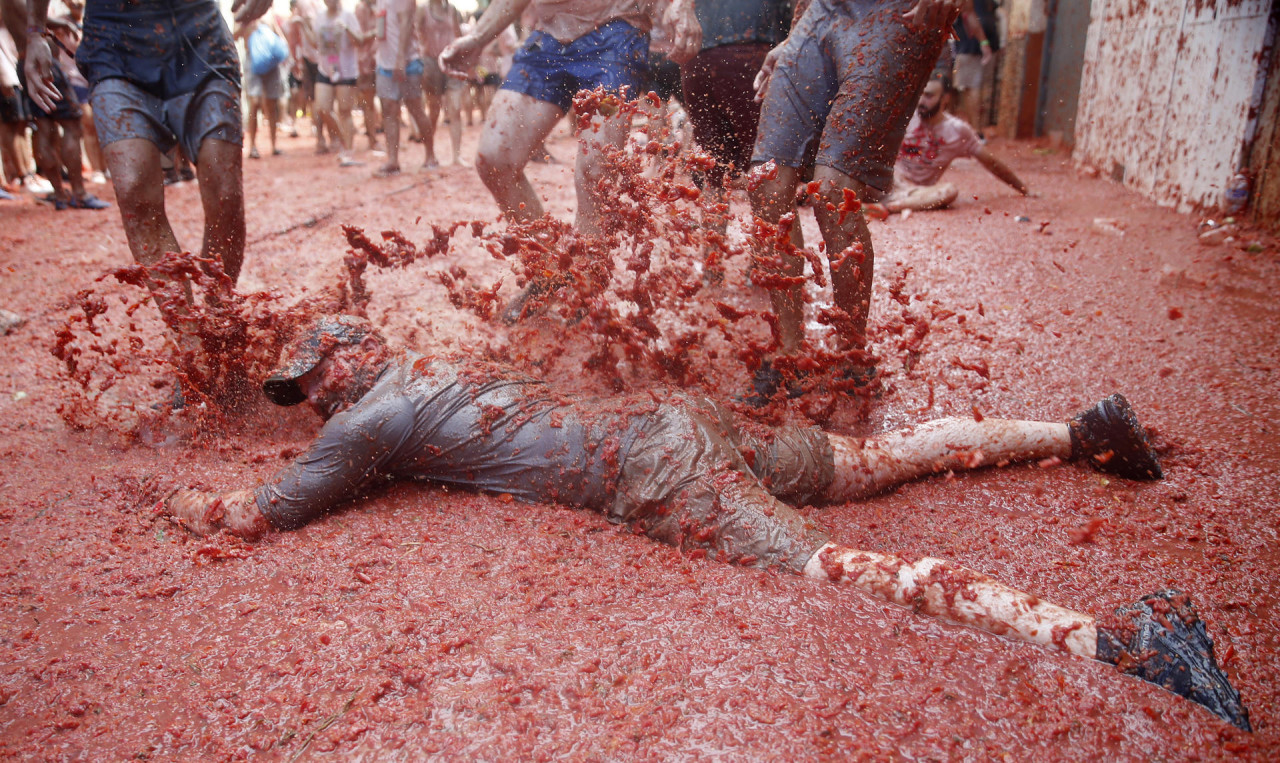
[24,176,53,195]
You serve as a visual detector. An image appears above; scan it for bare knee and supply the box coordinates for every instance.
[475,146,523,189]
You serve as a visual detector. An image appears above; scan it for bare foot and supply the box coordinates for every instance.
[373,163,401,178]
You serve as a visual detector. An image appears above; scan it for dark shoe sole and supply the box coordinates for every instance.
[1069,393,1162,480]
[1096,589,1250,730]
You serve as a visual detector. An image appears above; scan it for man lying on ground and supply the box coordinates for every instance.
[870,72,1029,216]
[163,315,1251,731]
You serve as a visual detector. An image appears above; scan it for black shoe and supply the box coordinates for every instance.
[1068,393,1162,480]
[1096,590,1250,730]
[740,360,805,408]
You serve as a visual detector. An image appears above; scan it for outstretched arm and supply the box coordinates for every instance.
[163,402,412,537]
[439,0,529,78]
[974,145,1030,196]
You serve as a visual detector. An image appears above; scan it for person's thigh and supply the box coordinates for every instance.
[953,53,982,91]
[477,89,563,168]
[335,84,357,112]
[161,77,244,166]
[375,69,402,101]
[611,398,831,572]
[315,81,336,113]
[815,1,948,193]
[261,67,285,101]
[90,78,177,155]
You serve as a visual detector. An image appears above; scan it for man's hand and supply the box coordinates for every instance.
[23,36,60,113]
[163,487,264,538]
[753,43,784,103]
[903,0,962,30]
[231,0,273,25]
[439,34,484,79]
[663,0,702,65]
[163,488,223,535]
[980,43,994,65]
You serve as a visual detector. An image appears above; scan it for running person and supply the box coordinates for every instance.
[163,315,1250,732]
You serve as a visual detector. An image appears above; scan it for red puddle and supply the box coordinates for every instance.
[0,108,1277,759]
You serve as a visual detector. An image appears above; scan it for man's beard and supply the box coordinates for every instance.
[918,101,941,120]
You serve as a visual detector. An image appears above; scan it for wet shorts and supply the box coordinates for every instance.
[0,88,31,124]
[611,397,833,572]
[376,58,424,101]
[752,0,948,193]
[246,66,284,100]
[501,20,649,113]
[90,75,243,164]
[316,71,357,88]
[18,61,82,122]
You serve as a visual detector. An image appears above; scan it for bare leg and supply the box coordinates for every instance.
[823,417,1071,501]
[56,117,88,199]
[443,85,463,165]
[314,82,346,153]
[104,138,180,264]
[194,138,245,283]
[379,97,402,172]
[0,123,22,184]
[475,89,563,223]
[80,103,105,174]
[810,165,874,350]
[748,162,806,352]
[245,97,260,155]
[422,90,441,166]
[357,78,380,148]
[803,542,1097,657]
[883,182,959,213]
[401,95,434,171]
[30,118,67,199]
[574,104,633,235]
[264,97,280,154]
[334,86,357,161]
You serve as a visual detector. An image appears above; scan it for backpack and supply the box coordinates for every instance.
[248,26,288,76]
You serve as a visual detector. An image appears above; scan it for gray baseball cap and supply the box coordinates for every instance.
[263,315,375,406]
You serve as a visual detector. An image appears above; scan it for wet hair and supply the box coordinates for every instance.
[930,72,961,101]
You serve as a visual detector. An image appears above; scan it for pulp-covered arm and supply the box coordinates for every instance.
[974,145,1030,195]
[164,397,417,537]
[438,0,530,78]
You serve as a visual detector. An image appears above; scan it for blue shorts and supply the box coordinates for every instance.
[91,76,242,162]
[501,20,649,112]
[376,59,424,101]
[752,0,947,192]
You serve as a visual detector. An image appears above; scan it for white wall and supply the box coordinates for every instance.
[1074,0,1273,211]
